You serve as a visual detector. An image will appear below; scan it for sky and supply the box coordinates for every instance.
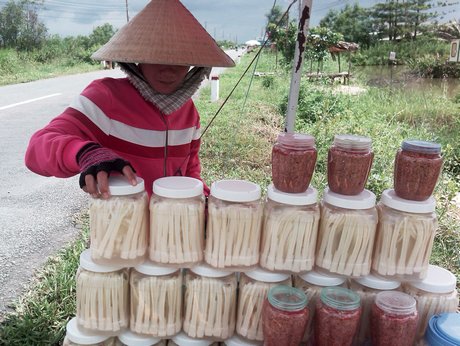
[7,0,459,44]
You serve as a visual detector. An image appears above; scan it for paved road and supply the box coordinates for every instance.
[0,50,241,317]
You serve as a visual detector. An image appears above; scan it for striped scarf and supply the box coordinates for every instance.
[120,63,211,115]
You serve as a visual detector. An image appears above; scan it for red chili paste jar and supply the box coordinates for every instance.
[393,140,442,201]
[314,287,361,346]
[271,132,317,193]
[370,291,418,346]
[262,285,309,346]
[327,134,373,195]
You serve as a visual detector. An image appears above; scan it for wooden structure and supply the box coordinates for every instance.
[328,41,359,84]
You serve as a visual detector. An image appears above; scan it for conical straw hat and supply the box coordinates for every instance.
[92,0,235,67]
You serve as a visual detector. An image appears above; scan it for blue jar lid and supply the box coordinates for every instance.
[425,313,460,346]
[401,140,441,154]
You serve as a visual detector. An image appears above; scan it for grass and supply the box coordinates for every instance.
[0,49,459,344]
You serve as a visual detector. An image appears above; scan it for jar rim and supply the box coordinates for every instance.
[268,285,307,312]
[320,287,360,311]
[333,134,372,151]
[401,139,441,154]
[375,291,417,315]
[276,132,316,150]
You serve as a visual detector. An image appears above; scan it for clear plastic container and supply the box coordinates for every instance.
[149,177,205,267]
[372,189,438,280]
[425,313,460,346]
[204,180,263,270]
[262,285,309,346]
[183,264,237,340]
[89,176,148,266]
[315,287,361,346]
[63,317,116,346]
[315,188,378,277]
[224,334,262,346]
[327,134,373,195]
[370,291,418,346]
[403,265,459,342]
[350,274,401,346]
[271,132,317,193]
[116,330,165,345]
[294,271,347,344]
[168,332,219,346]
[76,249,129,334]
[394,140,443,201]
[236,268,291,341]
[260,184,320,273]
[129,261,182,337]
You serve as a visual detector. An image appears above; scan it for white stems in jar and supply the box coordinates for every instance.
[150,200,204,265]
[205,203,263,269]
[183,275,237,339]
[315,209,377,277]
[130,273,182,337]
[76,269,128,332]
[260,208,319,273]
[372,215,437,278]
[293,277,323,342]
[90,194,148,261]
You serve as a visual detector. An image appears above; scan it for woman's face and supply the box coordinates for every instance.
[139,63,189,94]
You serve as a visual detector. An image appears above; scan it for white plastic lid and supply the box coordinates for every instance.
[108,176,145,196]
[79,249,125,273]
[244,267,291,283]
[408,265,457,293]
[298,271,346,287]
[323,187,376,210]
[66,317,110,344]
[134,260,180,276]
[225,334,261,346]
[171,332,213,346]
[118,330,162,346]
[267,184,318,206]
[153,176,203,199]
[380,189,436,213]
[354,274,401,290]
[210,179,261,202]
[190,264,234,278]
[333,134,372,151]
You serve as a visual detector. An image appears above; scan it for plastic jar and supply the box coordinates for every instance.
[76,249,129,334]
[425,313,460,346]
[294,271,347,344]
[315,287,361,346]
[327,134,373,195]
[168,332,219,346]
[315,188,378,277]
[262,285,309,346]
[149,177,205,267]
[260,184,320,273]
[372,189,438,280]
[116,330,165,346]
[89,176,148,266]
[129,261,182,337]
[271,132,317,193]
[63,317,115,346]
[403,265,459,342]
[350,274,401,346]
[236,268,291,341]
[223,335,262,346]
[204,180,263,270]
[394,140,443,201]
[183,265,237,340]
[370,291,418,346]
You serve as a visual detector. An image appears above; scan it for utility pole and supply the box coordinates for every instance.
[125,0,130,22]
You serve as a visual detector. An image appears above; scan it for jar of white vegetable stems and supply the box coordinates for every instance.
[315,188,378,277]
[350,274,401,346]
[116,329,166,345]
[293,271,347,344]
[63,317,116,346]
[183,264,237,340]
[205,180,263,270]
[149,176,205,268]
[260,184,320,273]
[76,249,129,334]
[168,331,219,346]
[372,189,438,281]
[403,265,459,343]
[130,261,182,337]
[89,176,148,267]
[236,268,291,341]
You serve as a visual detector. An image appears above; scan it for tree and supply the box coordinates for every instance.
[89,23,116,48]
[305,27,343,73]
[265,4,289,41]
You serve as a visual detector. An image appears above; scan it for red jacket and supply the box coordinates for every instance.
[25,77,207,195]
